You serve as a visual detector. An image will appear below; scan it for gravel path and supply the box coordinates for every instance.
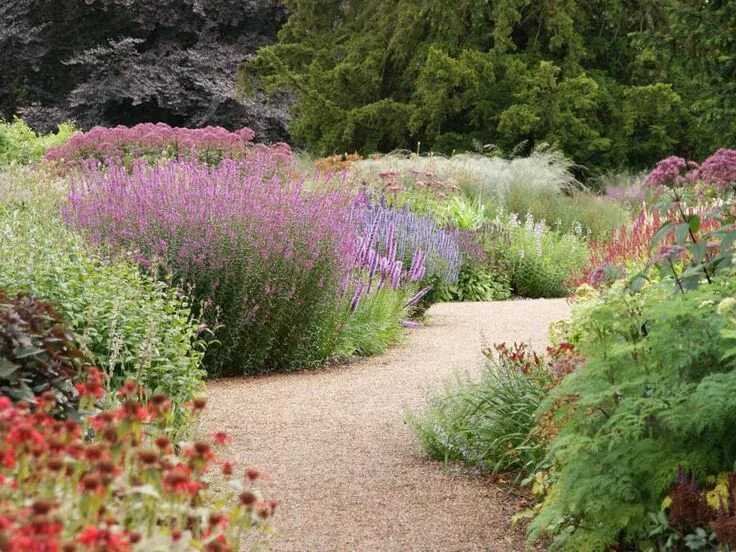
[201,299,571,551]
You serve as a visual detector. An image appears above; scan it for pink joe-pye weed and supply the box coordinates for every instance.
[44,123,273,168]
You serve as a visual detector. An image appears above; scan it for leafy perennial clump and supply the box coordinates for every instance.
[0,289,85,416]
[529,148,736,550]
[0,207,206,428]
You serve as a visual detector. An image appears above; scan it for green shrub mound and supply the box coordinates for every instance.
[410,343,551,476]
[532,279,736,550]
[503,214,589,298]
[0,207,206,419]
[430,263,511,302]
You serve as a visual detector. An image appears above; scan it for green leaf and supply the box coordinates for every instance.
[0,358,20,378]
[675,222,690,245]
[690,241,707,264]
[686,214,701,234]
[650,221,674,251]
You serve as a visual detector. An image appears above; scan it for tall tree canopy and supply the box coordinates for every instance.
[245,0,736,171]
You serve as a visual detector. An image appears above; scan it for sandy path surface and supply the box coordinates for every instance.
[200,299,570,551]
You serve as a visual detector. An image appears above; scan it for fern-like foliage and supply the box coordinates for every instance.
[531,278,736,550]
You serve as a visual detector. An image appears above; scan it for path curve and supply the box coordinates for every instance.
[200,299,570,551]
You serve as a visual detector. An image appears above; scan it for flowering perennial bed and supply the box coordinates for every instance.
[0,371,273,551]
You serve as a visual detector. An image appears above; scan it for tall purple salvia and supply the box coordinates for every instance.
[352,202,461,284]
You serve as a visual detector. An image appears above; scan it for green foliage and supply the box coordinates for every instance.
[443,195,486,230]
[247,0,732,172]
[409,342,551,476]
[337,287,409,358]
[0,289,85,416]
[504,186,629,242]
[0,119,74,169]
[431,263,511,302]
[531,279,736,550]
[0,165,68,211]
[0,206,206,424]
[504,214,589,298]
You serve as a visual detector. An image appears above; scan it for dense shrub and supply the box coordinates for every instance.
[0,119,74,169]
[503,213,589,298]
[531,278,736,550]
[249,1,733,171]
[429,229,511,302]
[529,149,736,550]
[0,207,206,423]
[44,123,266,166]
[0,381,274,551]
[431,263,511,302]
[352,150,626,247]
[0,290,85,416]
[64,156,358,375]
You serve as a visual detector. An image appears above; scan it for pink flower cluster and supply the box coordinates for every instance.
[646,149,736,192]
[44,123,283,165]
[646,155,688,188]
[689,148,736,191]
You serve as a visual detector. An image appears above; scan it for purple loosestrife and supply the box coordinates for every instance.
[64,155,357,376]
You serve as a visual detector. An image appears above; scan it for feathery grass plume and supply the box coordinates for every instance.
[352,146,579,205]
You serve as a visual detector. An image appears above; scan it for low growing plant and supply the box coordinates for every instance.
[503,213,589,298]
[0,377,274,551]
[0,289,86,416]
[410,342,576,478]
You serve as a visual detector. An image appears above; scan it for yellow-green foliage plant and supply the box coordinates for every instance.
[0,204,206,430]
[0,118,74,169]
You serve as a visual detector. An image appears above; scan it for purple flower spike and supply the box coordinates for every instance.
[404,285,433,308]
